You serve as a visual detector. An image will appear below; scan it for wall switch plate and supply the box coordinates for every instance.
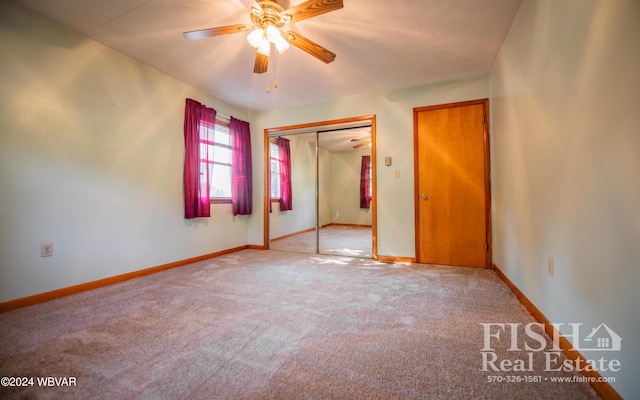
[42,243,53,257]
[385,157,392,166]
[394,169,400,178]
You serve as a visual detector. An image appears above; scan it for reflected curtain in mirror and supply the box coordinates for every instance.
[360,155,371,209]
[230,117,253,216]
[183,98,216,219]
[277,137,293,211]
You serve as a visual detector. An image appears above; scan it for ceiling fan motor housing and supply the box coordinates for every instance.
[251,1,291,29]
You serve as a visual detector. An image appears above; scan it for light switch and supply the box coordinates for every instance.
[385,157,392,166]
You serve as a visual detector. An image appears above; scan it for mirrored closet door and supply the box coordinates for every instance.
[266,117,376,259]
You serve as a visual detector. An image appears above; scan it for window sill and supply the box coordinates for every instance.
[210,198,232,204]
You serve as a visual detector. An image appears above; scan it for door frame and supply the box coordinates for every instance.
[413,99,492,268]
[263,114,378,259]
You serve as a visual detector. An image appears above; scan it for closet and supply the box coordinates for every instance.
[264,115,376,259]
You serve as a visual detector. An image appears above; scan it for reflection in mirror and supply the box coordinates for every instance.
[268,122,373,259]
[268,134,317,254]
[318,127,372,258]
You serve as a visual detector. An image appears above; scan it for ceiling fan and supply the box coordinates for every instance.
[183,0,343,74]
[350,135,371,149]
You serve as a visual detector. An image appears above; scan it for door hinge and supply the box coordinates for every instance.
[485,242,489,251]
[482,114,486,124]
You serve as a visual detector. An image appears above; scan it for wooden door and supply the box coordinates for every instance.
[414,100,491,268]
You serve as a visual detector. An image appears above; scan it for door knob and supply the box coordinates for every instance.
[421,194,428,200]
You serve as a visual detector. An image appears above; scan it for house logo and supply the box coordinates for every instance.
[579,323,622,351]
[548,322,623,352]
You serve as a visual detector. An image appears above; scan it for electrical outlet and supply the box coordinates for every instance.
[42,243,53,257]
[547,256,554,276]
[394,168,400,178]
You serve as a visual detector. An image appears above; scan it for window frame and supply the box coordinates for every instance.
[269,139,281,201]
[200,117,233,204]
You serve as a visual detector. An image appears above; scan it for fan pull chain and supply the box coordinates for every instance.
[266,50,279,94]
[273,50,279,90]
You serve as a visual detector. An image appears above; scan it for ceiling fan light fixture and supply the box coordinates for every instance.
[265,25,281,41]
[274,37,289,54]
[266,25,289,54]
[257,39,271,56]
[247,28,265,48]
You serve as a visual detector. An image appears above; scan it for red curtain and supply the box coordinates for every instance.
[360,155,371,209]
[230,117,253,216]
[277,137,293,211]
[183,98,216,219]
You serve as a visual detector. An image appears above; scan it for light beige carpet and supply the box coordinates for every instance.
[0,250,598,399]
[271,225,372,258]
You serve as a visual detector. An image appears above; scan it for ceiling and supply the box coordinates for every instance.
[278,125,371,153]
[11,0,522,112]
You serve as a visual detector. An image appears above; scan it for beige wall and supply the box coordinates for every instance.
[268,135,317,238]
[3,0,637,395]
[0,1,250,301]
[329,147,372,226]
[249,78,491,256]
[490,0,640,397]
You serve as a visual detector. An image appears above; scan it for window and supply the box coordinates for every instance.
[184,99,251,217]
[270,140,281,199]
[201,119,233,200]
